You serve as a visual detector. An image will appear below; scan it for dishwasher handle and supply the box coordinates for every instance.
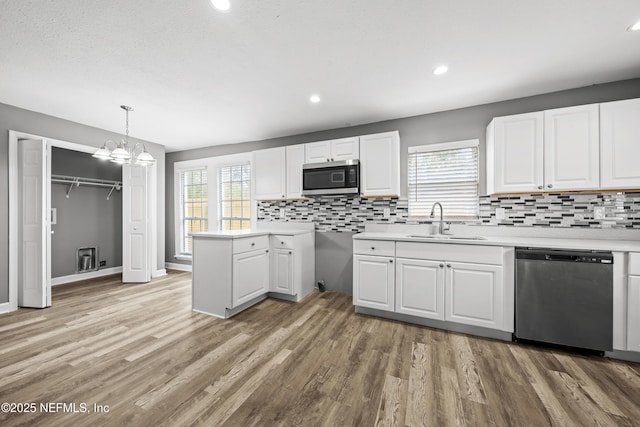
[544,253,580,262]
[516,248,613,264]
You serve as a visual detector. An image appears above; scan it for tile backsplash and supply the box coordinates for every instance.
[258,191,640,232]
[478,192,640,229]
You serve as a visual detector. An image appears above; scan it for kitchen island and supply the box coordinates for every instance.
[191,223,315,319]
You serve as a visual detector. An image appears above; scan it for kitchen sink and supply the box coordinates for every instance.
[408,234,488,241]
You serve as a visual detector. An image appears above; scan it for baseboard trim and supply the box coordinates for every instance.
[165,262,192,272]
[51,267,123,286]
[153,269,168,278]
[0,302,16,315]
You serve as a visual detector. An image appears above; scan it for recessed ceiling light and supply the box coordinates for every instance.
[433,65,448,76]
[310,94,321,103]
[628,21,640,31]
[211,0,231,12]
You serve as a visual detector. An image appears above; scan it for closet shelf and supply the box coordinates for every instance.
[51,174,122,200]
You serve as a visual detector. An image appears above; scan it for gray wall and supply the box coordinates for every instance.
[0,102,166,303]
[51,148,122,277]
[166,78,640,266]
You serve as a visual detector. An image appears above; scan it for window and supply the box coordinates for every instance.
[219,163,251,231]
[408,139,479,219]
[178,168,208,255]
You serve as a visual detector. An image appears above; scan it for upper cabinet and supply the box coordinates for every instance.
[286,145,305,198]
[543,104,599,191]
[600,98,640,189]
[487,112,544,193]
[253,147,286,200]
[304,137,359,163]
[359,131,401,197]
[487,103,601,194]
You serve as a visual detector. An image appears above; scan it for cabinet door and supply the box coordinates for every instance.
[353,254,394,312]
[305,141,331,163]
[253,147,286,199]
[395,258,444,320]
[600,98,640,189]
[492,112,544,193]
[286,144,305,198]
[627,276,640,351]
[330,137,360,161]
[445,262,503,330]
[271,248,294,295]
[232,249,269,307]
[544,104,600,190]
[360,131,400,197]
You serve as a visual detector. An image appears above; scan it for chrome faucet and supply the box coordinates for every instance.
[430,202,445,234]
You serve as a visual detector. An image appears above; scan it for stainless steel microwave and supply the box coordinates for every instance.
[302,159,359,196]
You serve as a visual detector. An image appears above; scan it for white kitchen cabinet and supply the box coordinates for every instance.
[271,248,294,294]
[395,258,444,320]
[544,104,600,190]
[359,131,400,197]
[353,253,395,312]
[445,262,503,330]
[627,253,640,351]
[305,137,359,163]
[487,112,544,193]
[253,147,286,199]
[286,144,305,198]
[600,98,640,189]
[232,248,269,308]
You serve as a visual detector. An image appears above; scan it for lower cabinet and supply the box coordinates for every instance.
[232,248,269,307]
[627,275,640,351]
[271,248,294,294]
[395,258,444,320]
[353,254,395,312]
[445,262,503,330]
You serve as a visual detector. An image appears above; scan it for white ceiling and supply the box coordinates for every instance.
[1,1,639,152]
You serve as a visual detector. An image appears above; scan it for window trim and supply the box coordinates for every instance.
[217,162,252,231]
[407,139,480,221]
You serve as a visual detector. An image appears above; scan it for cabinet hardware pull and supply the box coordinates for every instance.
[266,250,269,253]
[439,264,444,268]
[537,185,543,190]
[281,241,285,245]
[371,246,375,250]
[289,251,292,255]
[251,242,255,246]
[547,184,553,188]
[389,260,393,263]
[446,264,451,268]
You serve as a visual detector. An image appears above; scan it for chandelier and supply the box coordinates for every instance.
[92,105,155,165]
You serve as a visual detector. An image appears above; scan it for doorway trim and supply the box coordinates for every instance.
[7,130,159,313]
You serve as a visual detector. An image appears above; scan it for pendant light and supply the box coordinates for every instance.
[93,105,155,166]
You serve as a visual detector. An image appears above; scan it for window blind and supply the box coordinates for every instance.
[180,168,208,254]
[219,164,251,231]
[408,141,479,218]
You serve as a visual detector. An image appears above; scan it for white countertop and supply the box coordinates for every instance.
[354,231,640,252]
[191,228,313,239]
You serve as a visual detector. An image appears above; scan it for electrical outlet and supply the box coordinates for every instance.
[594,206,605,220]
[495,207,506,220]
[99,260,106,267]
[383,208,390,218]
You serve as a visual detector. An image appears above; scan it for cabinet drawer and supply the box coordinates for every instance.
[233,235,269,254]
[271,235,294,250]
[396,242,503,265]
[629,253,640,275]
[354,239,395,257]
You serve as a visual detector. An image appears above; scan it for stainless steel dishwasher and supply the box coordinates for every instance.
[515,248,613,352]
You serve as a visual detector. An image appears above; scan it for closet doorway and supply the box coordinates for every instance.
[8,131,156,311]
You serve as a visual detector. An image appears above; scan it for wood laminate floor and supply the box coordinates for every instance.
[0,270,639,426]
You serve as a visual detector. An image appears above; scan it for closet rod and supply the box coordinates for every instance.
[51,174,122,199]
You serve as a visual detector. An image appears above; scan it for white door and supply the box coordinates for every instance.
[492,112,544,193]
[360,131,400,197]
[232,249,269,307]
[18,139,51,308]
[271,248,294,294]
[330,137,360,161]
[253,147,286,199]
[600,98,640,189]
[544,104,600,190]
[122,164,150,283]
[445,262,503,330]
[305,141,332,163]
[353,254,395,312]
[286,144,305,198]
[395,258,444,320]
